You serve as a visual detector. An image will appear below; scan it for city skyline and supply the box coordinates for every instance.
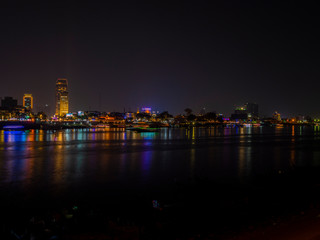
[1,1,319,117]
[0,76,319,118]
[0,88,318,121]
[2,2,320,239]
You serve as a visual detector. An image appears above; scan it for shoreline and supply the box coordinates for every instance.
[1,168,320,239]
[0,121,318,131]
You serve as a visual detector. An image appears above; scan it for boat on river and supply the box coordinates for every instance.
[126,125,160,132]
[134,127,160,132]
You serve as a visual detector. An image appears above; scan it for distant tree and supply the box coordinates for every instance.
[196,115,205,121]
[217,115,224,123]
[204,112,217,120]
[187,114,196,121]
[158,111,173,120]
[184,108,193,116]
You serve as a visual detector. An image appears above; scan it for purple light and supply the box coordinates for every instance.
[3,125,25,129]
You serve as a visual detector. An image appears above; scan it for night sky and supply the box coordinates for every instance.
[1,1,319,117]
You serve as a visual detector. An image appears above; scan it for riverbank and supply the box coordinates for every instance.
[1,167,320,239]
[3,204,320,240]
[0,120,318,131]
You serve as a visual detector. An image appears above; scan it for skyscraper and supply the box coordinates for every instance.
[245,102,259,118]
[23,94,33,111]
[55,78,69,116]
[1,97,17,111]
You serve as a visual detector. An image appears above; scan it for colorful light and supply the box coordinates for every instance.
[3,125,25,129]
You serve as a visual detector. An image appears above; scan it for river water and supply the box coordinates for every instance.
[1,126,320,224]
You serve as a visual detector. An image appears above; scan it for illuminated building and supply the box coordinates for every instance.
[55,78,69,116]
[1,96,17,111]
[231,103,259,121]
[23,94,33,111]
[245,102,259,118]
[231,106,248,121]
[141,107,151,114]
[234,106,246,114]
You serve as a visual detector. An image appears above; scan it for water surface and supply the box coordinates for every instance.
[1,126,320,211]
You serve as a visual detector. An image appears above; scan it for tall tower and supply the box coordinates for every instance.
[55,78,69,116]
[245,102,259,118]
[23,94,33,111]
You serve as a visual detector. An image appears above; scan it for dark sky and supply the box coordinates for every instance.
[1,0,319,117]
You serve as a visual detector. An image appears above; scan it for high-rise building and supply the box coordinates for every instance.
[55,78,69,116]
[245,102,259,118]
[1,96,18,111]
[23,94,33,111]
[231,106,248,121]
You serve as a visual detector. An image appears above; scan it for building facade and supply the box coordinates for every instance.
[1,96,18,111]
[245,102,259,118]
[231,106,248,121]
[23,94,33,111]
[55,78,69,116]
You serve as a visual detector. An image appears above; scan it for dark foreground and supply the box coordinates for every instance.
[1,127,320,239]
[1,167,320,240]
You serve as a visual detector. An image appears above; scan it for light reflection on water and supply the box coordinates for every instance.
[1,126,320,204]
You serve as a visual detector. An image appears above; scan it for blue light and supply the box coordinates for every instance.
[3,125,25,130]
